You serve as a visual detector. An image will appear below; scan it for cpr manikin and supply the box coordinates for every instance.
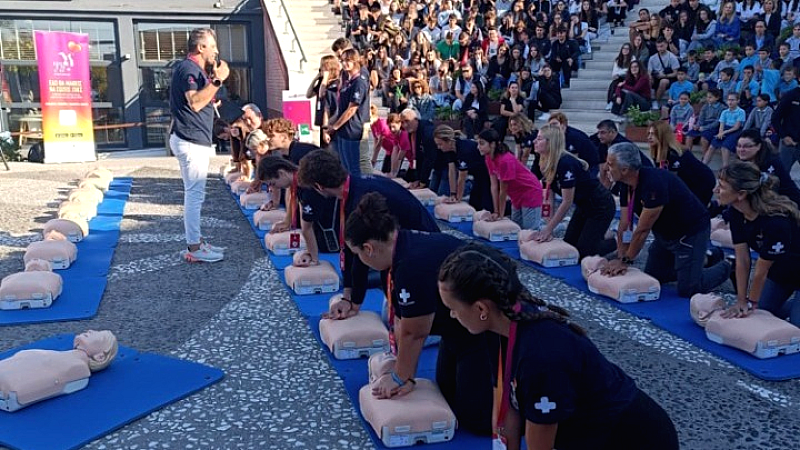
[472,210,520,241]
[0,330,118,412]
[0,259,63,310]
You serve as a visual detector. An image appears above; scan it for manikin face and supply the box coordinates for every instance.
[736,137,761,162]
[438,282,489,335]
[73,330,115,359]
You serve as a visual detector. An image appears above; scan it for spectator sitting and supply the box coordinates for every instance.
[705,92,746,167]
[549,26,580,88]
[462,80,489,139]
[686,89,726,158]
[756,48,774,80]
[670,92,695,132]
[661,67,695,119]
[710,49,740,85]
[606,43,634,111]
[784,24,800,61]
[777,67,799,99]
[688,8,717,52]
[743,93,775,139]
[715,2,741,46]
[528,64,563,120]
[631,33,650,65]
[748,21,776,53]
[716,67,737,100]
[611,60,651,116]
[686,50,701,83]
[487,43,512,89]
[735,65,760,112]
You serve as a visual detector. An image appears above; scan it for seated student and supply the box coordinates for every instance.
[477,129,544,230]
[611,61,652,117]
[686,50,701,84]
[508,113,542,178]
[755,48,773,80]
[437,244,680,450]
[743,94,775,140]
[531,124,617,259]
[549,26,580,88]
[603,142,731,297]
[698,48,721,87]
[716,67,737,100]
[660,67,695,120]
[735,65,761,113]
[344,193,494,435]
[370,110,413,177]
[715,161,800,326]
[777,43,794,73]
[705,92,746,167]
[735,130,800,207]
[738,45,760,81]
[295,150,439,309]
[710,49,740,87]
[528,64,563,121]
[670,92,695,132]
[777,67,799,100]
[760,59,782,103]
[647,38,680,110]
[548,112,601,177]
[715,2,741,47]
[649,121,716,207]
[686,89,725,158]
[433,125,494,212]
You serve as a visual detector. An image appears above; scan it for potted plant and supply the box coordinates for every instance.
[433,105,461,130]
[487,87,504,116]
[690,90,708,115]
[623,105,660,142]
[0,131,22,162]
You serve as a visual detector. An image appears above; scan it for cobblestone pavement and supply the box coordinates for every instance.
[1,154,799,449]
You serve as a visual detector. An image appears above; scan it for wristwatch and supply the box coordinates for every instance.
[210,77,222,87]
[620,256,634,265]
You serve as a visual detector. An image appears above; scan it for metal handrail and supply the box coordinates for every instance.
[274,0,307,71]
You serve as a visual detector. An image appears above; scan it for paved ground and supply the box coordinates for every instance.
[1,153,799,449]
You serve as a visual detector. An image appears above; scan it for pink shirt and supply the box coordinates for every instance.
[485,151,543,209]
[371,118,413,161]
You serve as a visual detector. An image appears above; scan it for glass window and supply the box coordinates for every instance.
[0,19,117,62]
[137,22,248,63]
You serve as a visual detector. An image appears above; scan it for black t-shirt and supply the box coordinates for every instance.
[343,175,440,303]
[515,131,542,179]
[454,139,489,184]
[551,154,601,207]
[593,132,630,164]
[390,230,465,337]
[761,155,800,208]
[169,58,215,145]
[337,70,370,140]
[665,148,716,207]
[620,167,709,240]
[288,141,319,164]
[729,208,800,286]
[501,96,525,116]
[509,319,638,449]
[565,126,599,170]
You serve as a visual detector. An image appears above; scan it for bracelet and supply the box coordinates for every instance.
[620,256,634,265]
[390,371,406,386]
[340,297,353,304]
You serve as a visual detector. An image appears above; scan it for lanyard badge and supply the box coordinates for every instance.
[541,183,551,219]
[339,176,351,272]
[494,304,520,449]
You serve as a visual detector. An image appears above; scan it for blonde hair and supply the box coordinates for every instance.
[509,112,535,135]
[434,124,465,141]
[649,121,683,163]
[246,129,268,151]
[538,124,588,185]
[720,161,800,225]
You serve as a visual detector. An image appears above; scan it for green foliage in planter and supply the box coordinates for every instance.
[625,105,660,127]
[435,105,458,120]
[487,88,504,101]
[690,90,708,105]
[0,131,22,162]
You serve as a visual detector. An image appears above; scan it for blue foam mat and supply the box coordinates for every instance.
[0,334,223,450]
[0,178,130,326]
[482,238,800,381]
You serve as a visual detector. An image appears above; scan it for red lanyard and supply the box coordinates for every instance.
[339,175,351,272]
[542,182,551,218]
[495,307,520,438]
[385,233,400,355]
[627,186,636,231]
[290,173,299,229]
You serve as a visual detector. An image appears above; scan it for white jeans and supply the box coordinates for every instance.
[170,134,213,246]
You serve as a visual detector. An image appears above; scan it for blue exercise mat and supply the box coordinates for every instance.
[0,334,224,450]
[482,238,800,381]
[0,178,130,326]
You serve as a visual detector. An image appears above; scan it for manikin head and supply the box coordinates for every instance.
[73,330,118,372]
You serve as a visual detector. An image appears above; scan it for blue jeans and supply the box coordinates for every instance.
[759,278,800,326]
[511,206,542,230]
[645,226,730,297]
[334,135,361,177]
[428,167,450,196]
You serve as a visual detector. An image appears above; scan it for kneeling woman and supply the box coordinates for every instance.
[438,245,679,450]
[531,124,616,259]
[716,161,800,326]
[346,193,494,435]
[433,125,493,212]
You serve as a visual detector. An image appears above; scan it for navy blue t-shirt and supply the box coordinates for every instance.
[515,131,542,179]
[565,126,599,170]
[342,175,440,304]
[621,167,710,240]
[551,154,602,207]
[337,70,370,140]
[453,139,489,181]
[729,208,800,286]
[390,230,465,337]
[665,148,716,207]
[761,155,800,208]
[509,319,638,449]
[169,58,215,146]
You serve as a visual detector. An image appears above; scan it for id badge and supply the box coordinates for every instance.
[541,203,551,218]
[492,434,508,450]
[622,230,633,244]
[289,231,301,249]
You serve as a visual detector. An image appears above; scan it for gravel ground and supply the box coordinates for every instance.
[1,153,799,449]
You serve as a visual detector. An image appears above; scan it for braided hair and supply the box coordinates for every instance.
[438,243,585,335]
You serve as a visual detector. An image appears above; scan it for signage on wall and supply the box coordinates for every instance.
[282,91,313,143]
[34,31,96,163]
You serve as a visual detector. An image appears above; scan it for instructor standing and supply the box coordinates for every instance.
[170,28,228,263]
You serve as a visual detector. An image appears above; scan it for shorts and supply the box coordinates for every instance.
[711,125,741,151]
[686,128,716,142]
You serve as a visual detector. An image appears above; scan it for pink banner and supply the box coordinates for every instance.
[34,31,96,163]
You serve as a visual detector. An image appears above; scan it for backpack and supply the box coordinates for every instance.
[27,143,44,163]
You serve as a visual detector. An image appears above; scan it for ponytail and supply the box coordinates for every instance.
[345,192,398,247]
[438,244,585,335]
[720,160,800,225]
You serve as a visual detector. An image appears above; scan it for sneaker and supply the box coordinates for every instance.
[201,242,225,253]
[605,102,613,111]
[651,101,659,110]
[182,247,224,263]
[538,112,550,121]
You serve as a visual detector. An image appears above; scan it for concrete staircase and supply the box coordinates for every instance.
[262,0,342,94]
[559,0,665,133]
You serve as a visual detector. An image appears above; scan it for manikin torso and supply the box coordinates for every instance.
[0,349,91,409]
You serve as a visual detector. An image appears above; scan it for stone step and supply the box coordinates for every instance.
[561,88,607,100]
[556,109,623,123]
[574,68,615,78]
[560,99,610,110]
[565,78,611,90]
[582,52,618,62]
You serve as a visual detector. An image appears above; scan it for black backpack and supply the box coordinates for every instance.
[27,143,44,163]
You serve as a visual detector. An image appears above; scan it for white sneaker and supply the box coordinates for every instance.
[200,242,225,253]
[182,247,224,263]
[605,102,613,111]
[538,112,550,121]
[651,101,659,110]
